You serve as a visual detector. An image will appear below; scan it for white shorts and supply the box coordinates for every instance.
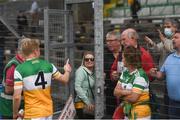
[31,115,52,120]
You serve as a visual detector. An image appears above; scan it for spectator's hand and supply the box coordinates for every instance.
[13,114,18,119]
[18,114,24,119]
[17,110,24,119]
[111,71,119,81]
[149,68,158,77]
[144,36,154,46]
[64,59,72,73]
[13,112,24,120]
[157,29,166,42]
[114,83,123,97]
[87,104,95,112]
[115,82,122,90]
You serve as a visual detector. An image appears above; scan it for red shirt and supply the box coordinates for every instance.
[110,57,119,81]
[110,52,122,81]
[140,47,155,81]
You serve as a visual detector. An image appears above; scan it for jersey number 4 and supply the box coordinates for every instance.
[35,71,47,89]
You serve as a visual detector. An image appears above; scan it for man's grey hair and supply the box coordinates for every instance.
[164,18,179,28]
[127,30,139,40]
[106,30,121,40]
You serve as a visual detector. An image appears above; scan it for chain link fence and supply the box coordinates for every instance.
[1,0,180,119]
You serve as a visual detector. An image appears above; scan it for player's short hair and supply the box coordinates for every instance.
[19,38,40,57]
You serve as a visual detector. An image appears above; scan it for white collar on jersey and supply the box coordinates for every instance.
[26,57,38,61]
[129,69,138,75]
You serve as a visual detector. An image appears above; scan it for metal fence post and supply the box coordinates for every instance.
[64,1,75,98]
[94,0,104,119]
[68,11,75,97]
[44,8,49,61]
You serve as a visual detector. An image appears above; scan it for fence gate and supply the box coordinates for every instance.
[43,9,74,117]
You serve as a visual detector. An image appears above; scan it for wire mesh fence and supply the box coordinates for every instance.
[1,0,180,119]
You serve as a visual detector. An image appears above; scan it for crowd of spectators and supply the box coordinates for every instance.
[0,3,180,118]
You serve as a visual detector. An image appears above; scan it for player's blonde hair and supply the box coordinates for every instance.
[19,38,40,57]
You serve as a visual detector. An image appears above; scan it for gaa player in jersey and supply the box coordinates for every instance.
[13,38,72,119]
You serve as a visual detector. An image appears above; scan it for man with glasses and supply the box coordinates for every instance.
[104,30,122,118]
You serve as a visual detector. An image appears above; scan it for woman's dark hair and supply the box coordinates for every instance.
[123,46,142,68]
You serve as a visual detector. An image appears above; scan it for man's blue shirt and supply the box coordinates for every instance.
[160,52,180,101]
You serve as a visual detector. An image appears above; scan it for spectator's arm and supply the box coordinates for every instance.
[53,60,71,84]
[13,70,23,119]
[144,36,156,47]
[158,29,166,43]
[144,36,163,52]
[124,92,140,103]
[163,38,174,52]
[124,76,147,103]
[149,68,165,80]
[5,64,16,94]
[114,82,132,98]
[13,88,22,119]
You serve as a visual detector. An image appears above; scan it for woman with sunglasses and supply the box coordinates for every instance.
[74,51,95,119]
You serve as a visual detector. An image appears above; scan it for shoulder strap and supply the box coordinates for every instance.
[83,68,95,100]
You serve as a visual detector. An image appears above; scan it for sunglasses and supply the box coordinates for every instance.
[84,58,94,62]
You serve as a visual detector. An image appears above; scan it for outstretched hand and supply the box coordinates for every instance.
[64,59,72,73]
[144,36,154,46]
[157,29,166,42]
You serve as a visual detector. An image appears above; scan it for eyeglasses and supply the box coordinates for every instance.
[106,39,117,43]
[84,58,94,62]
